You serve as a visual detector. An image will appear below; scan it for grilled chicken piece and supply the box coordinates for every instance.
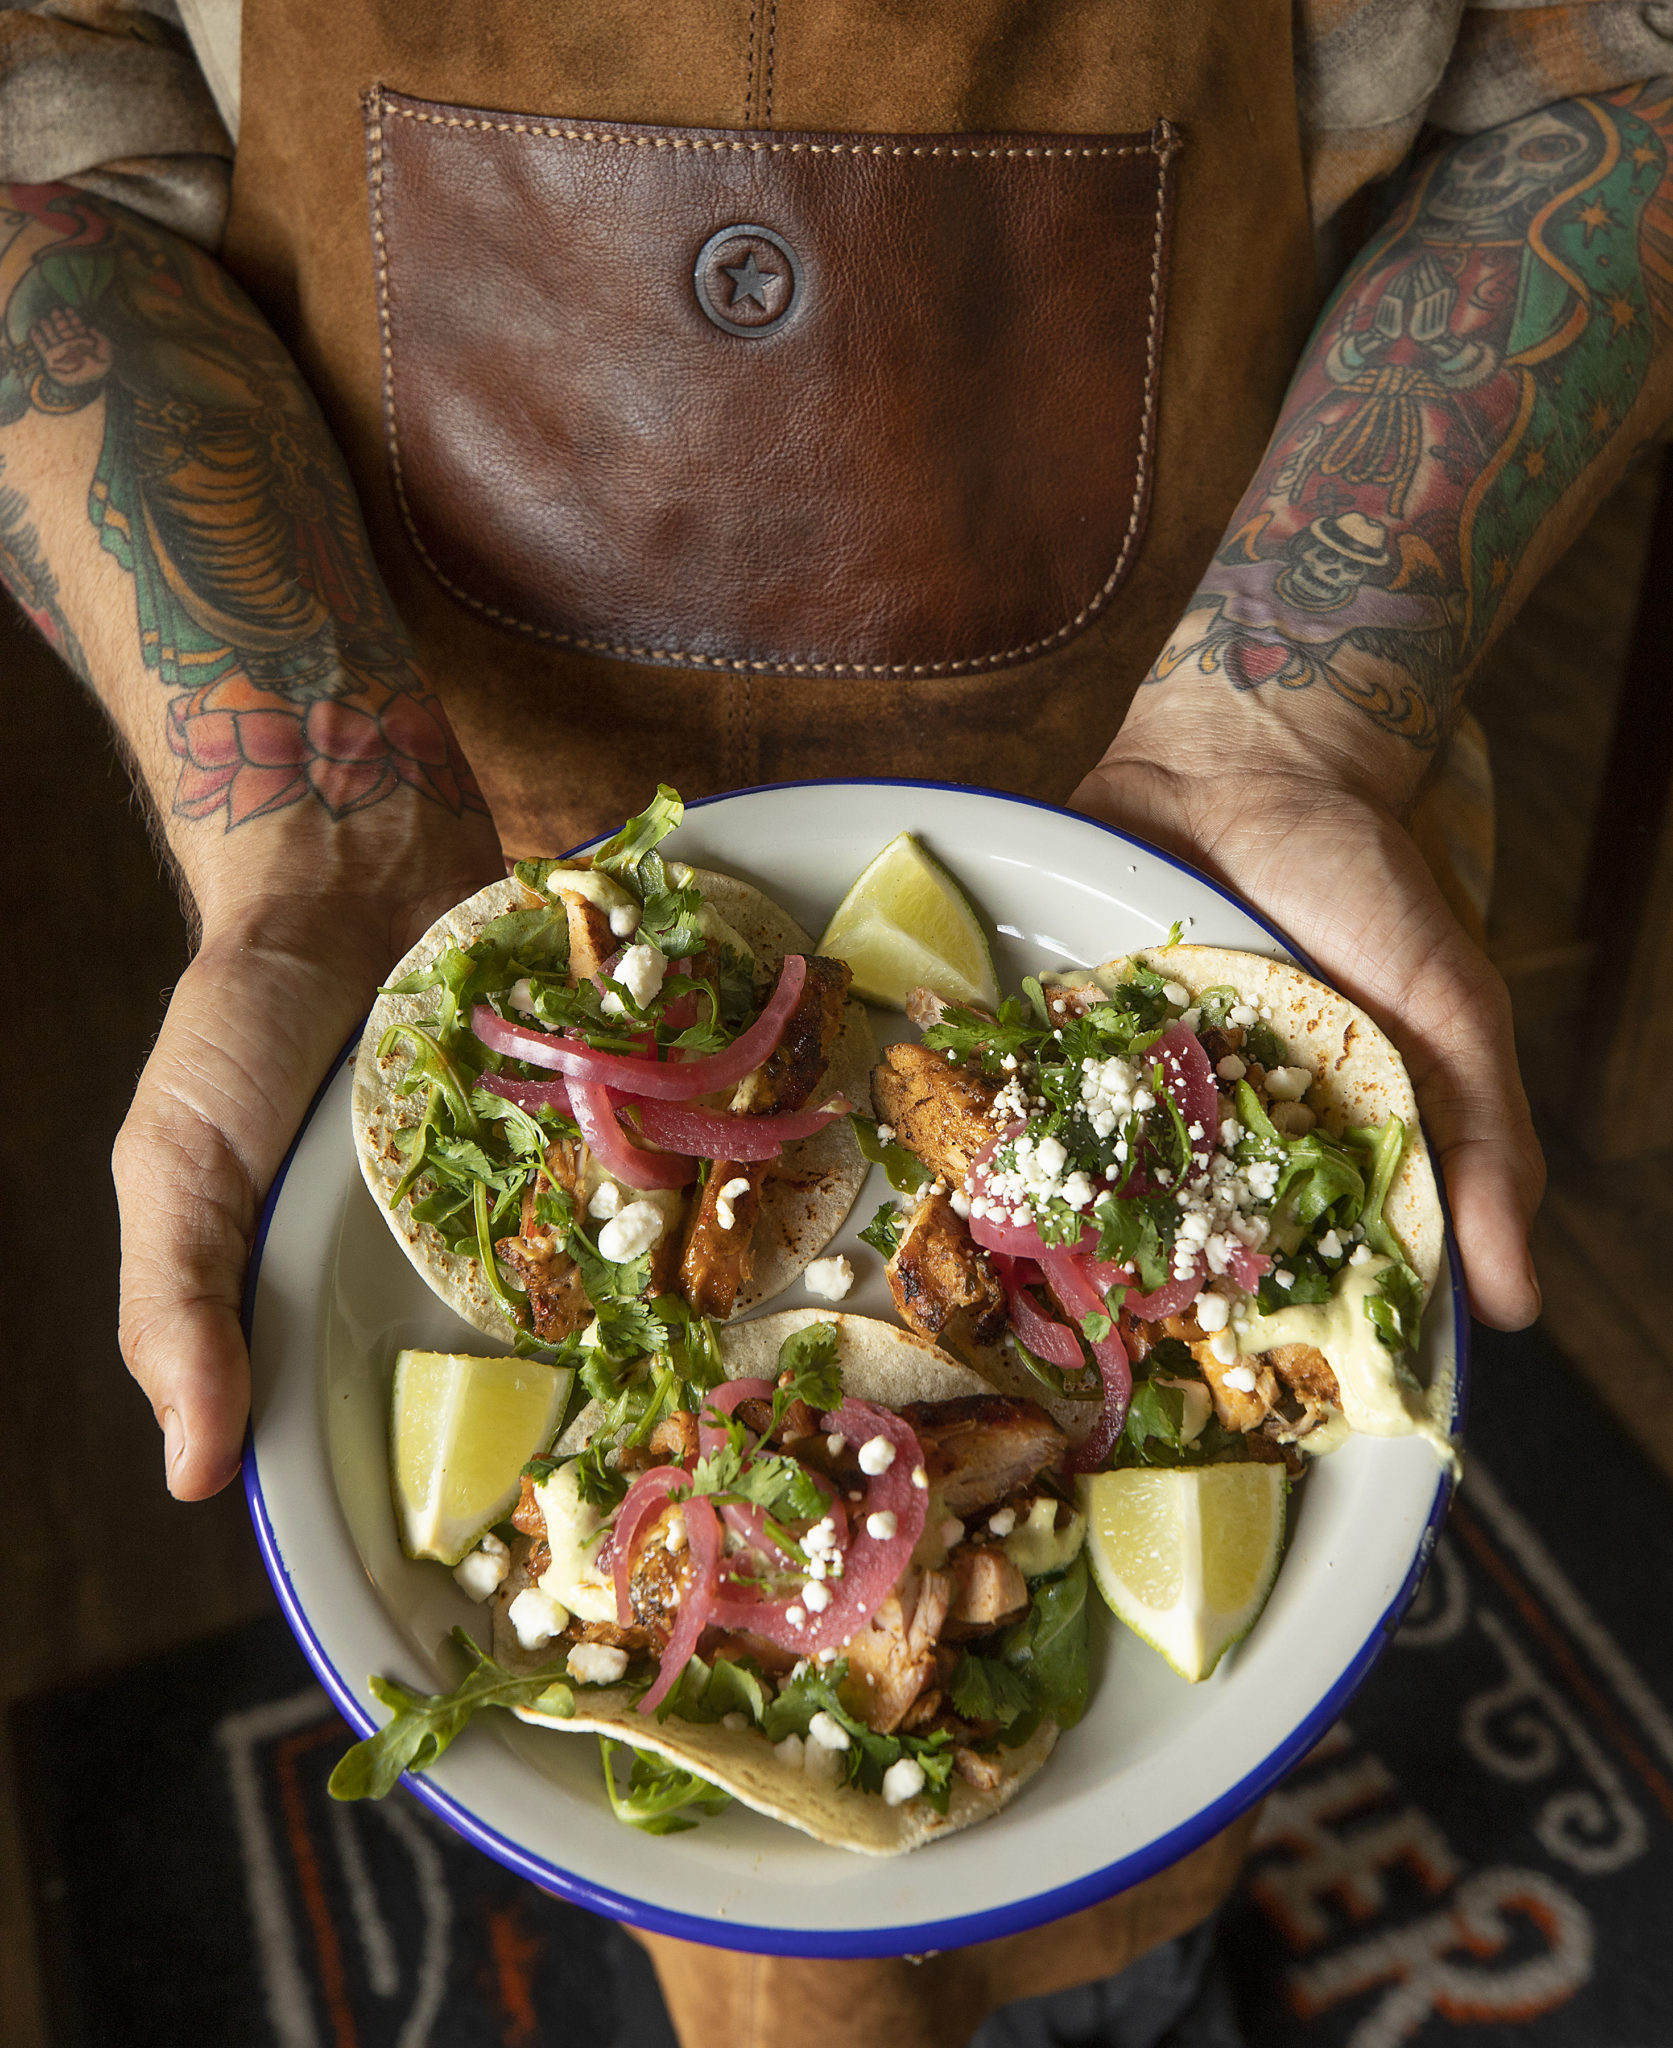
[493,1136,594,1342]
[731,1393,819,1444]
[870,1041,1004,1184]
[904,986,997,1032]
[626,1501,698,1649]
[731,955,853,1115]
[886,1191,1008,1359]
[1266,1343,1341,1413]
[678,1163,766,1318]
[552,883,617,982]
[575,1616,656,1653]
[901,1396,1067,1515]
[495,1235,591,1342]
[1194,1344,1280,1432]
[511,1484,552,1582]
[842,1569,951,1733]
[680,956,854,1317]
[945,1545,1028,1636]
[645,1410,699,1467]
[955,1746,1005,1791]
[1043,980,1102,1024]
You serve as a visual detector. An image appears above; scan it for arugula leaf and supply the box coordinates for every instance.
[1245,1020,1287,1070]
[1008,1330,1102,1402]
[1367,1257,1425,1355]
[1345,1115,1408,1260]
[329,1629,573,1801]
[655,1653,771,1729]
[993,1557,1091,1730]
[851,1114,934,1194]
[378,1021,480,1138]
[859,1202,904,1259]
[1192,985,1240,1030]
[592,787,685,891]
[599,1737,730,1834]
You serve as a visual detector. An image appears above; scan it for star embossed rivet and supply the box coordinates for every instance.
[724,253,778,309]
[694,225,803,338]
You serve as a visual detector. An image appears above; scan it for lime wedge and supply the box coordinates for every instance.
[817,832,999,1011]
[390,1349,572,1565]
[1078,1463,1287,1682]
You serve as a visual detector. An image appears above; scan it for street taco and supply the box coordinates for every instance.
[334,1311,1086,1854]
[353,790,876,1345]
[863,941,1452,1472]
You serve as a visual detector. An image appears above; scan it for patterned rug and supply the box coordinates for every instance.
[12,1324,1670,2047]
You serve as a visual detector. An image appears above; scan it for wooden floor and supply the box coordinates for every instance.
[2,465,1670,2046]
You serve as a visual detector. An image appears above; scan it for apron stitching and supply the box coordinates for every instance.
[366,92,1178,677]
[743,1,757,127]
[765,0,777,127]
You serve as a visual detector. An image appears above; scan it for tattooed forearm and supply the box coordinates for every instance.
[0,184,486,829]
[1154,81,1673,747]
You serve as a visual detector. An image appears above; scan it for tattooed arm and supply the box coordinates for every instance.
[0,186,502,1495]
[1079,83,1673,1329]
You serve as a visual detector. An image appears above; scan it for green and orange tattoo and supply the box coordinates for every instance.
[0,184,486,827]
[1158,81,1673,746]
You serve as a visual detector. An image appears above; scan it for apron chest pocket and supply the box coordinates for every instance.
[366,89,1178,680]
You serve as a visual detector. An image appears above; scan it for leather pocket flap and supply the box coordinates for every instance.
[368,90,1177,677]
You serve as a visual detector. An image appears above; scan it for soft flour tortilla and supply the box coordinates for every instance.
[1127,945,1444,1302]
[353,875,875,1345]
[961,945,1446,1435]
[490,1310,1062,1856]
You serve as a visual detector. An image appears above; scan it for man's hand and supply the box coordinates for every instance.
[112,869,496,1500]
[1072,738,1544,1332]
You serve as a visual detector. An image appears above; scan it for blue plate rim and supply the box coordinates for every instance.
[241,775,1469,1957]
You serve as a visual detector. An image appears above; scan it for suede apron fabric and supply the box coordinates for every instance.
[223,0,1317,859]
[222,4,1305,2033]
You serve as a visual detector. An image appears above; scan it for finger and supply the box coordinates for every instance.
[113,1069,259,1500]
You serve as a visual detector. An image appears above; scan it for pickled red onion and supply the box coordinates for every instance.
[608,1466,689,1627]
[638,1494,721,1715]
[568,1077,696,1191]
[1040,1250,1132,1471]
[994,1255,1086,1370]
[476,1071,573,1117]
[1153,1020,1220,1174]
[469,955,808,1101]
[633,1095,851,1162]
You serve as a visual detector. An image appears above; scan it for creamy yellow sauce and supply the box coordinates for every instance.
[1235,1256,1457,1468]
[534,1460,620,1622]
[546,862,639,926]
[1002,1494,1087,1579]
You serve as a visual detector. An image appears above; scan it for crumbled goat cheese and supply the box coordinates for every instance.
[803,1581,831,1613]
[714,1173,752,1232]
[774,1733,806,1770]
[858,1435,897,1476]
[508,1587,569,1650]
[567,1642,629,1685]
[882,1757,926,1807]
[875,1124,895,1145]
[665,1510,687,1552]
[911,1465,929,1489]
[599,941,667,1019]
[1350,1243,1377,1267]
[1275,1268,1295,1289]
[1317,1228,1344,1260]
[806,1516,839,1555]
[1209,1330,1240,1367]
[825,1433,846,1457]
[588,1180,623,1220]
[1270,1101,1316,1136]
[721,1711,749,1732]
[940,1516,965,1549]
[508,977,540,1017]
[988,1507,1017,1537]
[608,901,640,938]
[805,1255,854,1301]
[1229,1003,1257,1028]
[950,1188,972,1219]
[1264,1064,1313,1102]
[1216,1054,1246,1082]
[803,1734,843,1782]
[598,1200,665,1262]
[453,1533,510,1602]
[785,1604,807,1628]
[1222,1364,1258,1394]
[1195,1292,1231,1333]
[808,1711,851,1753]
[1163,980,1189,1007]
[866,1510,898,1541]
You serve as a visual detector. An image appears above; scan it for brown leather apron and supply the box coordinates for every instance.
[222,3,1306,2021]
[223,0,1316,858]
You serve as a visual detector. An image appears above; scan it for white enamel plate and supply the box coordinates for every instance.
[244,779,1465,1956]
